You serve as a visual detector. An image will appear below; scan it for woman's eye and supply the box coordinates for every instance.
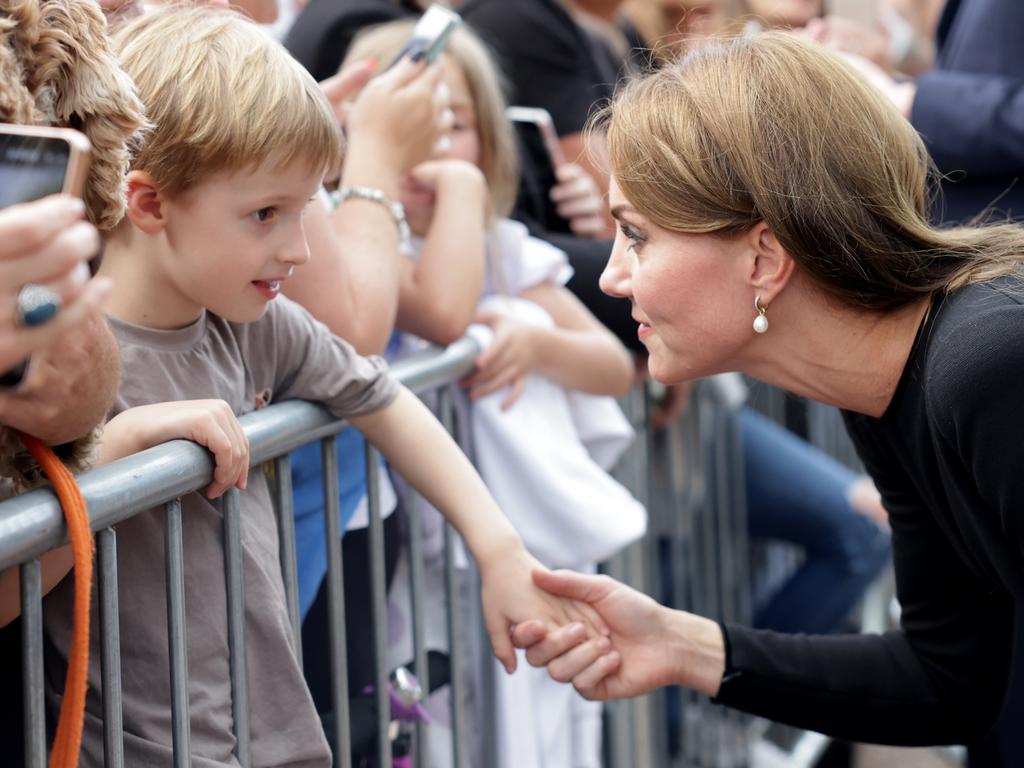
[251,207,276,223]
[619,223,647,252]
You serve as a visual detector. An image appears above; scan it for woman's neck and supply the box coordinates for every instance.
[742,292,932,418]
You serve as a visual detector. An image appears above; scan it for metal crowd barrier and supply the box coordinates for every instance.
[0,335,872,768]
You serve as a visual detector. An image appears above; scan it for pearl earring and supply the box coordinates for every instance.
[753,295,769,334]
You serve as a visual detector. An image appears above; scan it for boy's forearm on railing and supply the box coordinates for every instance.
[350,386,523,563]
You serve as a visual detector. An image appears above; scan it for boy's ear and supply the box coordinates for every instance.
[125,170,168,235]
[745,222,796,305]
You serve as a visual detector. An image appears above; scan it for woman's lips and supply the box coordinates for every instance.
[637,322,653,341]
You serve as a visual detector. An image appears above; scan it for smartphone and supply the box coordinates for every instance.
[388,5,462,68]
[507,106,565,173]
[0,124,91,209]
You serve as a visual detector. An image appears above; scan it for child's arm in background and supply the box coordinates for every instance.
[351,386,609,672]
[284,58,445,355]
[465,282,634,407]
[395,159,488,345]
[0,399,251,627]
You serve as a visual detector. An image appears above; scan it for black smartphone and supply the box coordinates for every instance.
[388,5,462,68]
[0,124,91,209]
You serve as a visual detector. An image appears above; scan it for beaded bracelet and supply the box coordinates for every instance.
[329,186,411,245]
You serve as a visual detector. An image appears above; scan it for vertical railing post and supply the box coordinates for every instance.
[223,488,250,765]
[164,498,191,768]
[365,442,393,767]
[273,456,303,666]
[21,559,45,768]
[321,437,352,768]
[438,385,466,768]
[405,490,430,765]
[98,527,125,768]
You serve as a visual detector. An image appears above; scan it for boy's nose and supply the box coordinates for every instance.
[280,234,311,269]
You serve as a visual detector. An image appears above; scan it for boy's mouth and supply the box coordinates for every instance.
[252,279,282,300]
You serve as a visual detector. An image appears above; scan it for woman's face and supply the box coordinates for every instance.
[601,178,755,383]
[745,0,821,28]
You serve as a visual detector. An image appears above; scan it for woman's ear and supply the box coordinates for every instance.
[125,170,167,235]
[746,222,796,304]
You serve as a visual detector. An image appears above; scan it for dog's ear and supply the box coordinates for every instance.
[29,0,149,232]
[0,6,45,125]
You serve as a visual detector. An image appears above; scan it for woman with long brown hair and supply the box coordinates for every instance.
[515,31,1024,763]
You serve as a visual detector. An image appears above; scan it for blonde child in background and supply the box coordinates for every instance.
[344,21,647,768]
[40,9,603,766]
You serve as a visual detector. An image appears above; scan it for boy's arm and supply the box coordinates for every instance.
[0,398,251,626]
[351,386,608,671]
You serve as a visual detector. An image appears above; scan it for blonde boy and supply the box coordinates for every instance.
[41,8,600,766]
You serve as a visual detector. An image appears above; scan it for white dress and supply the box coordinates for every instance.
[389,219,647,768]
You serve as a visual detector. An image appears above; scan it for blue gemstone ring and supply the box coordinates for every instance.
[16,284,62,328]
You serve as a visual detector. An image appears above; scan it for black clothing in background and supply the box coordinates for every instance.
[462,0,645,352]
[912,0,1024,223]
[285,0,413,82]
[461,0,622,137]
[716,277,1024,748]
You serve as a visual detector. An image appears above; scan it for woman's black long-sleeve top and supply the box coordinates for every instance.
[714,277,1024,745]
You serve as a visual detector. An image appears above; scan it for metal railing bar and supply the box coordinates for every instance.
[320,437,351,768]
[272,456,302,667]
[164,498,191,768]
[0,340,481,571]
[405,491,429,766]
[20,559,45,768]
[98,527,124,768]
[223,488,250,765]
[438,386,465,768]
[365,443,392,766]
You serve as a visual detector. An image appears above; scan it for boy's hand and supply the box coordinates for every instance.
[510,569,687,701]
[463,311,537,409]
[478,542,610,674]
[100,400,249,499]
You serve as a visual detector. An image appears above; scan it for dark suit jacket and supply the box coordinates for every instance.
[912,0,1024,222]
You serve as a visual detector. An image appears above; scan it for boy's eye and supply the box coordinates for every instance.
[251,207,276,223]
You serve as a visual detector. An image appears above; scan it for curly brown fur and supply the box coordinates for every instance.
[0,0,148,230]
[0,0,146,486]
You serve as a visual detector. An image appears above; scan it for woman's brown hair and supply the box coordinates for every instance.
[595,32,1024,311]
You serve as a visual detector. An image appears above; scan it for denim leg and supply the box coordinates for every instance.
[740,407,891,634]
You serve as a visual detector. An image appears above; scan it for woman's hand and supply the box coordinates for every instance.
[463,310,538,408]
[0,195,109,375]
[100,400,250,499]
[327,57,450,177]
[549,163,607,239]
[478,544,610,675]
[512,569,726,701]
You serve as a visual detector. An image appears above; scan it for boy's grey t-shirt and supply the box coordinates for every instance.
[44,297,399,768]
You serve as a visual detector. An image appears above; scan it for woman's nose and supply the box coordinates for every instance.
[599,239,633,299]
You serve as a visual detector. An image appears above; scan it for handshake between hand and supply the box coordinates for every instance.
[502,568,727,702]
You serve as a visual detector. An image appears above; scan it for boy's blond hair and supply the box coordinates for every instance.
[113,5,341,196]
[345,21,519,222]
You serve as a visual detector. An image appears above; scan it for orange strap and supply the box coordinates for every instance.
[18,432,94,768]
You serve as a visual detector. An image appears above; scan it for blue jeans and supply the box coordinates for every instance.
[740,407,891,635]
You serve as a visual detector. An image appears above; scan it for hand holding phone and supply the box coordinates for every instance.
[388,5,462,68]
[0,124,109,386]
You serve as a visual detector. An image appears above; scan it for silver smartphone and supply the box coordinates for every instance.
[389,5,462,67]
